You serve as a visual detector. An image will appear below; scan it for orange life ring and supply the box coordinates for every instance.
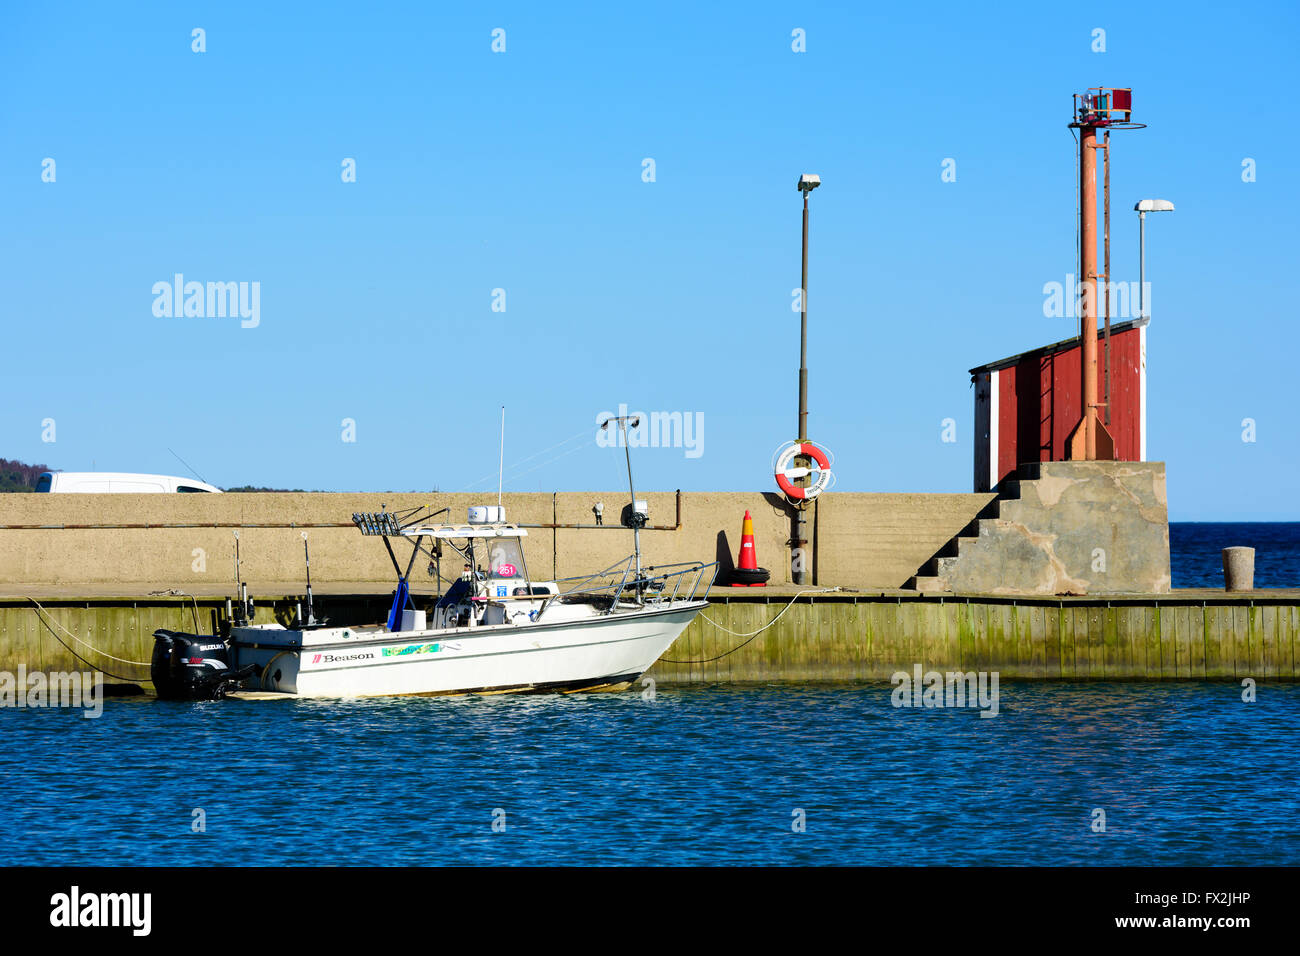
[775,442,832,500]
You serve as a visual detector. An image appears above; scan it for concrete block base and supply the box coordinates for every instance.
[908,461,1171,595]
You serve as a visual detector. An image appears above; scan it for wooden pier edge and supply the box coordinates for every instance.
[1,590,1296,688]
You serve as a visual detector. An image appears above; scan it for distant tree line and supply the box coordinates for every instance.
[224,485,308,493]
[0,458,50,492]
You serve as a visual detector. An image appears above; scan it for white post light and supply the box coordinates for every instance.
[1134,199,1175,320]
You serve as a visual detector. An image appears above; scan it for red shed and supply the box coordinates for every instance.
[970,317,1148,492]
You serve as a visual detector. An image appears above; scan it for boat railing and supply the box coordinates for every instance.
[640,561,718,605]
[541,557,717,617]
[550,555,639,595]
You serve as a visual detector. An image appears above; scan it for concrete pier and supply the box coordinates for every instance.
[1,481,1294,688]
[651,590,1299,683]
[0,489,992,591]
[4,590,1296,689]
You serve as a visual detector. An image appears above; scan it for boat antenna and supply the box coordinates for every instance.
[600,414,644,593]
[498,406,506,512]
[168,447,208,484]
[301,531,319,627]
[233,530,253,625]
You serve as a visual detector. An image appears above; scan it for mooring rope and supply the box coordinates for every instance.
[658,586,842,664]
[25,590,204,682]
[25,586,842,681]
[26,599,150,682]
[147,588,202,632]
[27,599,153,667]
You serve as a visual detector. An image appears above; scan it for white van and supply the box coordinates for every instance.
[35,472,223,494]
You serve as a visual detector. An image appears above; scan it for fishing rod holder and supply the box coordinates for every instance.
[352,512,404,536]
[352,505,449,537]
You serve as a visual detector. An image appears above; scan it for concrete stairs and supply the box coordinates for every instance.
[903,460,1171,595]
[906,508,1004,591]
[904,463,1041,592]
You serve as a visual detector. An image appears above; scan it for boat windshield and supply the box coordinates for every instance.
[486,537,526,580]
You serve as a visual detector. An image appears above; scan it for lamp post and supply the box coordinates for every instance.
[1134,199,1174,320]
[794,174,820,586]
[600,414,644,591]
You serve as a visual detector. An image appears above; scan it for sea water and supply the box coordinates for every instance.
[0,523,1296,866]
[1170,522,1300,589]
[1,681,1297,866]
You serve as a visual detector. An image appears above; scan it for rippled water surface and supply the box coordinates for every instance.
[2,682,1297,866]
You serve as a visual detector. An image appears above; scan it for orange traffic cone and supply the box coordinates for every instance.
[730,510,770,587]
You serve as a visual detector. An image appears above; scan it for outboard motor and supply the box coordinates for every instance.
[151,630,257,700]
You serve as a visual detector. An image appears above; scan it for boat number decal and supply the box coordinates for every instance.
[381,643,443,658]
[498,563,517,577]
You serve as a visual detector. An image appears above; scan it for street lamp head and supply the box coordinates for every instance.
[797,173,821,193]
[1134,199,1174,213]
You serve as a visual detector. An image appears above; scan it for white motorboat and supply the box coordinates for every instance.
[227,517,713,698]
[150,414,716,700]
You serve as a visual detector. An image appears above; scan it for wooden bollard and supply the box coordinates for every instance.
[1222,547,1255,591]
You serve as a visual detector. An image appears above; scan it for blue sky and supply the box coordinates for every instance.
[2,1,1296,519]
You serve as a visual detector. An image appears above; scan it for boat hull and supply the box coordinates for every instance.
[231,601,704,699]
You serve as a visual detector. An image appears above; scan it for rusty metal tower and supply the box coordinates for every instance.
[1066,87,1144,461]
